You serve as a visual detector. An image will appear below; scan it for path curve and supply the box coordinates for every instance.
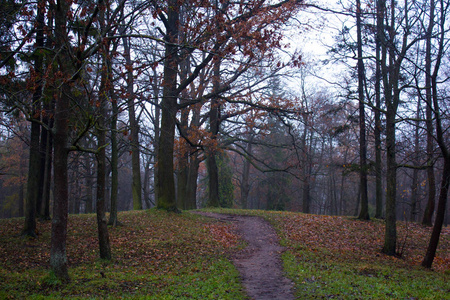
[194,212,295,300]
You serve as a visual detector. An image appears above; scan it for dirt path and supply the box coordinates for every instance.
[194,212,295,300]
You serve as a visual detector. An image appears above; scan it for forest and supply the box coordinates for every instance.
[0,0,449,284]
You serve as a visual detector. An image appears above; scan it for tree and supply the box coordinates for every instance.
[422,0,449,268]
[422,0,437,226]
[22,0,46,237]
[356,0,369,220]
[49,0,73,281]
[155,0,302,211]
[122,30,142,211]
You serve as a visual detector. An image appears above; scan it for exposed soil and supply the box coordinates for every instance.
[194,212,295,300]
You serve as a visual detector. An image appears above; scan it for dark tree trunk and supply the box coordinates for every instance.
[185,152,200,209]
[51,85,70,282]
[108,93,119,226]
[410,98,420,221]
[122,33,142,210]
[423,1,448,266]
[50,0,71,276]
[96,124,111,259]
[356,0,369,221]
[240,136,253,209]
[422,0,436,226]
[95,20,111,259]
[176,55,190,210]
[23,0,45,236]
[383,106,397,255]
[40,102,53,220]
[157,0,179,212]
[374,0,383,219]
[207,58,221,208]
[85,153,94,213]
[422,156,450,268]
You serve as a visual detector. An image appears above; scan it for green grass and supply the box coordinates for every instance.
[1,208,449,299]
[0,209,246,299]
[205,208,450,299]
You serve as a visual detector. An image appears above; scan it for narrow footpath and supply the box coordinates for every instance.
[194,212,295,300]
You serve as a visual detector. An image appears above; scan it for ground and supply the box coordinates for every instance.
[194,212,295,300]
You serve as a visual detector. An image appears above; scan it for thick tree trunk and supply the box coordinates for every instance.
[157,0,179,211]
[51,0,71,274]
[51,85,70,281]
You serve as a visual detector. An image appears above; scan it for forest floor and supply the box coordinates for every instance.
[192,212,295,300]
[0,208,449,299]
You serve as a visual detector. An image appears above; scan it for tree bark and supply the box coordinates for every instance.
[23,0,45,236]
[95,10,111,259]
[207,58,221,208]
[356,0,369,220]
[374,0,383,219]
[157,0,179,212]
[240,135,253,209]
[422,157,450,268]
[50,0,71,280]
[121,33,142,210]
[185,152,200,209]
[422,0,448,267]
[108,92,119,226]
[422,0,436,226]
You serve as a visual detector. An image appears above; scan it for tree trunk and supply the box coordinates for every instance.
[23,0,45,236]
[423,1,448,266]
[374,0,383,219]
[422,0,436,226]
[422,156,450,268]
[185,152,200,209]
[176,55,190,210]
[383,107,397,255]
[157,0,179,212]
[357,0,369,220]
[410,98,420,221]
[96,123,111,259]
[108,90,119,226]
[85,153,94,213]
[240,135,253,209]
[207,58,221,208]
[50,0,71,278]
[121,33,142,210]
[95,15,111,259]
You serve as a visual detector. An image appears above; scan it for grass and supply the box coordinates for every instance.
[1,208,449,299]
[0,209,245,299]
[208,208,450,299]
